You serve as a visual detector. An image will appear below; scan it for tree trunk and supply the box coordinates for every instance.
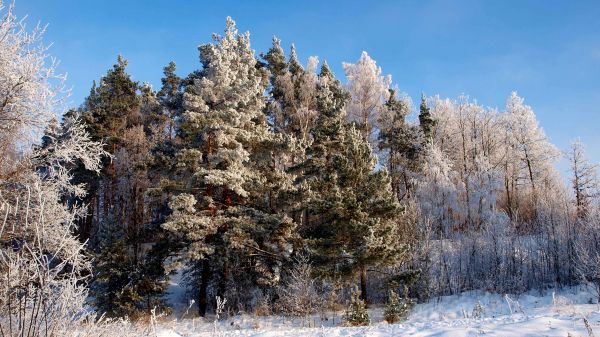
[198,258,210,317]
[217,258,229,300]
[360,267,368,304]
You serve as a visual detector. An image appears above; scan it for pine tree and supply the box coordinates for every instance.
[288,44,303,77]
[261,37,287,102]
[379,89,422,201]
[157,61,183,141]
[163,17,296,316]
[83,55,139,147]
[383,288,413,323]
[81,57,172,317]
[297,63,407,302]
[91,217,139,318]
[79,56,140,240]
[418,93,435,140]
[343,286,369,326]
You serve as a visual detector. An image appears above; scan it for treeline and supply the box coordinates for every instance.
[36,17,600,320]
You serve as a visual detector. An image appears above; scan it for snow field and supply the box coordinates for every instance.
[155,285,600,336]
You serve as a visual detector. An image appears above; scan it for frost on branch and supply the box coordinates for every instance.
[0,3,65,177]
[0,117,107,336]
[0,5,108,334]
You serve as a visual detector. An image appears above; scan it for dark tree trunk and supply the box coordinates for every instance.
[217,257,229,299]
[360,267,368,304]
[198,258,211,317]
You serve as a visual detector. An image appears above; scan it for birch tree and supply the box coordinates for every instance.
[343,51,391,144]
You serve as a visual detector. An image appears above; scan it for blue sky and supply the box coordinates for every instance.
[12,0,600,171]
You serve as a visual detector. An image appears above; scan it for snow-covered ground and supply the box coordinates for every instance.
[154,285,600,337]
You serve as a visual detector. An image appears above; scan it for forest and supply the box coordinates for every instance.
[1,2,599,336]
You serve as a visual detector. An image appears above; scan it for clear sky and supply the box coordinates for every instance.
[12,0,600,172]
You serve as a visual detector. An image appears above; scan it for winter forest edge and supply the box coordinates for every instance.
[1,2,600,336]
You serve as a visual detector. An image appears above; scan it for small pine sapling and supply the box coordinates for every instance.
[384,287,414,323]
[384,290,402,323]
[343,286,369,326]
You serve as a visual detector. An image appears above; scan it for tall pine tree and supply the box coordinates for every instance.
[379,89,422,201]
[297,63,407,302]
[163,18,296,316]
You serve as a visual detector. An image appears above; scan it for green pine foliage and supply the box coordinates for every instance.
[81,56,177,319]
[70,17,419,320]
[343,286,370,326]
[91,218,139,318]
[83,55,140,148]
[296,64,407,296]
[418,93,436,140]
[379,89,423,201]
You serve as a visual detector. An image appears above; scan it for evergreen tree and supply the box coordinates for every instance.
[82,57,172,317]
[78,56,140,240]
[298,64,406,302]
[261,37,287,102]
[91,217,139,318]
[163,18,296,316]
[418,93,435,140]
[287,44,303,77]
[379,89,422,201]
[383,288,414,323]
[83,55,140,147]
[343,286,369,326]
[157,61,183,141]
[40,117,60,149]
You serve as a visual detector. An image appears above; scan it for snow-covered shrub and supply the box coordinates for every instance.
[574,210,600,304]
[276,254,321,317]
[343,286,369,326]
[253,294,272,317]
[472,301,484,318]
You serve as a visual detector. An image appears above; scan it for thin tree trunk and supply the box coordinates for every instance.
[198,258,210,317]
[218,259,229,300]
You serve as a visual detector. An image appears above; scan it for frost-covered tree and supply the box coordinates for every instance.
[383,288,413,323]
[0,13,108,333]
[502,92,560,228]
[416,144,462,236]
[1,113,107,335]
[164,18,296,316]
[566,139,598,219]
[263,38,319,148]
[0,3,64,179]
[276,254,320,317]
[343,51,391,144]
